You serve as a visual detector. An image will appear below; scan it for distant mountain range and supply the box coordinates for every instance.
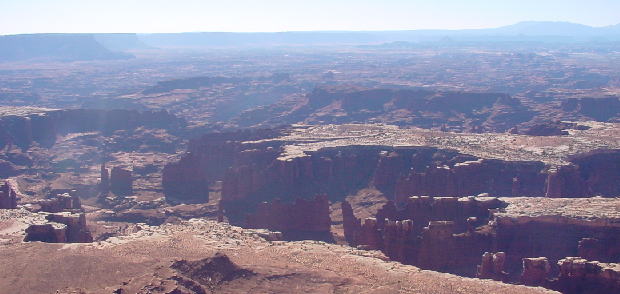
[137,21,620,48]
[1,21,619,61]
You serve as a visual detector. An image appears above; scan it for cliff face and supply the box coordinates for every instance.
[493,216,620,274]
[162,154,210,202]
[162,129,281,202]
[237,86,536,132]
[221,146,549,207]
[547,149,620,197]
[0,108,185,150]
[343,196,620,291]
[244,195,332,241]
[393,158,547,204]
[110,167,133,195]
[0,181,18,209]
[163,126,619,240]
[561,97,620,121]
[511,256,620,294]
[553,258,620,294]
[343,197,502,275]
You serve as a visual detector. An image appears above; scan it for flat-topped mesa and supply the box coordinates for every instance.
[0,107,185,150]
[243,195,332,241]
[520,121,591,136]
[162,125,619,249]
[24,212,92,243]
[166,123,620,209]
[219,145,549,216]
[0,180,18,209]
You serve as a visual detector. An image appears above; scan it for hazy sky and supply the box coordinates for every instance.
[1,0,619,34]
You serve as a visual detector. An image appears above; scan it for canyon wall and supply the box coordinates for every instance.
[546,149,620,197]
[244,194,332,241]
[163,127,620,240]
[561,96,620,121]
[343,196,620,288]
[162,129,281,202]
[0,108,185,149]
[343,197,503,275]
[239,86,536,132]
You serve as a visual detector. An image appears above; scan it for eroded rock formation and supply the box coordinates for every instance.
[344,196,620,285]
[0,180,17,209]
[546,150,620,198]
[164,126,619,245]
[163,129,281,202]
[343,197,501,275]
[244,195,332,241]
[110,167,133,195]
[24,212,92,243]
[477,252,508,281]
[100,162,110,194]
[554,257,620,294]
[35,192,81,213]
[521,257,551,286]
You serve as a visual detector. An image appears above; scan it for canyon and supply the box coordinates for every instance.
[1,29,620,293]
[157,123,620,293]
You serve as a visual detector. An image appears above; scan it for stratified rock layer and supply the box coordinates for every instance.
[0,107,184,149]
[244,195,332,241]
[163,124,620,240]
[344,196,620,292]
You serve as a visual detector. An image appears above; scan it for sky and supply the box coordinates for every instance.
[1,0,619,35]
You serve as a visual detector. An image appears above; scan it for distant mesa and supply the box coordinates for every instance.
[1,21,619,57]
[0,34,134,62]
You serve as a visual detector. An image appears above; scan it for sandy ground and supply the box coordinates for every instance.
[0,212,557,294]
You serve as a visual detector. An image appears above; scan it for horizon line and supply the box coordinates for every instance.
[1,20,619,36]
